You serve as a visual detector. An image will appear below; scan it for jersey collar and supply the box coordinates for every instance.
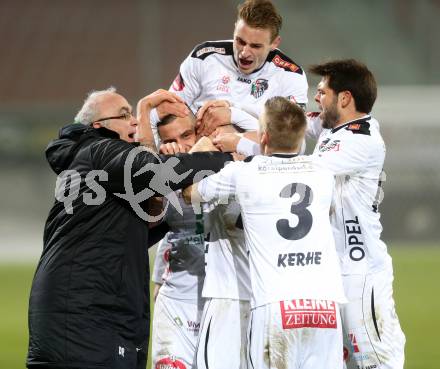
[271,153,299,158]
[331,115,371,134]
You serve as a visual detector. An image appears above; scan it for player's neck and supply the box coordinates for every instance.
[334,111,368,129]
[265,147,299,156]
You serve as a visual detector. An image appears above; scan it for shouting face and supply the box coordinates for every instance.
[92,93,138,142]
[233,19,280,75]
[314,77,340,129]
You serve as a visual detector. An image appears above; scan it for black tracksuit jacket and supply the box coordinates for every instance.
[27,124,231,369]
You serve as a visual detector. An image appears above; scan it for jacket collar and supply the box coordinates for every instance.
[46,124,121,174]
[91,127,120,140]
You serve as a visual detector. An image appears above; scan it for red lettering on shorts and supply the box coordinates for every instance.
[280,299,337,329]
[348,333,360,353]
[155,357,186,369]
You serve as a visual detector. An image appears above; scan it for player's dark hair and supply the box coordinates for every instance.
[237,0,282,41]
[157,114,178,128]
[309,59,377,113]
[157,106,196,128]
[157,114,177,128]
[263,96,306,151]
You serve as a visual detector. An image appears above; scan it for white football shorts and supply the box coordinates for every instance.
[195,298,250,369]
[152,292,204,369]
[248,299,343,369]
[342,268,405,369]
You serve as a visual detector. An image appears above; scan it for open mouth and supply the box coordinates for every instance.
[128,133,135,140]
[239,58,253,67]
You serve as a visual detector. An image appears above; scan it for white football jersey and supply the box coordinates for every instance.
[310,114,392,275]
[202,200,252,301]
[173,39,308,109]
[151,40,308,132]
[152,192,206,300]
[198,155,346,308]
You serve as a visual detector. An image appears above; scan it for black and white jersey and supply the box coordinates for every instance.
[310,114,392,275]
[173,40,307,110]
[150,40,308,132]
[198,155,346,308]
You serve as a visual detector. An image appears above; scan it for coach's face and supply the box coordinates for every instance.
[92,93,138,142]
[314,77,340,129]
[233,19,280,75]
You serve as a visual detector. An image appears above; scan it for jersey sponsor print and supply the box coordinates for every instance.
[155,357,187,369]
[280,299,338,329]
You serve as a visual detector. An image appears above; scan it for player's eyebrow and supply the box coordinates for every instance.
[180,129,195,137]
[235,36,246,44]
[235,36,263,48]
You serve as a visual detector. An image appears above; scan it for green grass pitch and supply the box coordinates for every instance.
[0,245,439,369]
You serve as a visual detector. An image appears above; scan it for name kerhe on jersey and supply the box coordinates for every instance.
[277,251,322,267]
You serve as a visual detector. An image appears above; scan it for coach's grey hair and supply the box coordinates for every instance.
[74,86,117,125]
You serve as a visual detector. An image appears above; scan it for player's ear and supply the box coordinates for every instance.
[339,91,352,109]
[92,121,102,129]
[270,35,281,50]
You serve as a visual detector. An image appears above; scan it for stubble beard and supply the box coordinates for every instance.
[321,100,340,129]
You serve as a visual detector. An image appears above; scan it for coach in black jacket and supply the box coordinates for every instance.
[27,88,232,369]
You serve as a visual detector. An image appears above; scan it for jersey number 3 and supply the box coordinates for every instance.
[276,183,313,240]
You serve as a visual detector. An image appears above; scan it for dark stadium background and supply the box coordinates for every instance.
[0,1,439,368]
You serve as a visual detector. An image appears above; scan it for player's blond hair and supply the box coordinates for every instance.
[260,97,306,152]
[237,0,282,41]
